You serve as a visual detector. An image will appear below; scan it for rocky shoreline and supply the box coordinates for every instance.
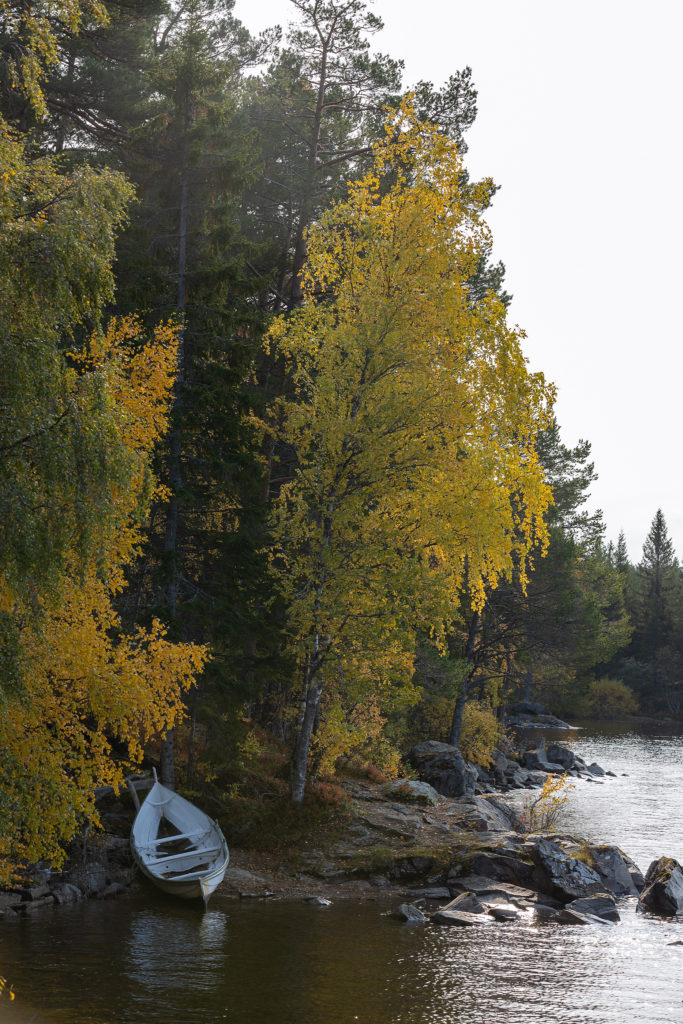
[2,722,682,924]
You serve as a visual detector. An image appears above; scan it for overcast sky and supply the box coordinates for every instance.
[235,0,683,562]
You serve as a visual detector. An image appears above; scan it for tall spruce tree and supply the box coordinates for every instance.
[626,510,682,711]
[109,1,274,784]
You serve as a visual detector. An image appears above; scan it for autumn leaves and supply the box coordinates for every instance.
[266,104,554,801]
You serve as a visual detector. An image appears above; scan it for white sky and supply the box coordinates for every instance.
[235,0,683,562]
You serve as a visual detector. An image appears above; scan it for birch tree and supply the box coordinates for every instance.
[266,104,555,802]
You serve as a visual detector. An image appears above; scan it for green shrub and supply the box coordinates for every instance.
[579,678,638,718]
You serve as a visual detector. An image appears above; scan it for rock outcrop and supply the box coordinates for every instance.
[638,857,683,916]
[408,742,477,798]
[531,838,605,900]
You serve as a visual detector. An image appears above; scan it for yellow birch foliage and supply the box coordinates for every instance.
[268,102,555,776]
[0,43,207,876]
[0,318,208,879]
[0,1,108,117]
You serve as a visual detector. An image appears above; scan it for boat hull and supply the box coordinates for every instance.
[136,852,229,900]
[130,777,229,901]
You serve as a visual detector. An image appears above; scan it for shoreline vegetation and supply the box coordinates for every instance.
[2,712,682,927]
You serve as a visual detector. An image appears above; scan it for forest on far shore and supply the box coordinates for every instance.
[0,0,681,879]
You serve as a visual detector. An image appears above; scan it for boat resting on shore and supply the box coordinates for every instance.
[130,772,229,901]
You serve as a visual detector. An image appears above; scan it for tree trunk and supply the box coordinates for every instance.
[160,731,175,789]
[448,609,481,748]
[160,91,191,782]
[291,674,323,804]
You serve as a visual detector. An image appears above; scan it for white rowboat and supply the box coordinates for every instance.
[130,772,229,901]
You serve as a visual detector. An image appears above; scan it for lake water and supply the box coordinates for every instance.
[1,722,682,1024]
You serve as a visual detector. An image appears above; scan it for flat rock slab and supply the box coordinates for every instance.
[532,905,559,922]
[565,895,620,922]
[557,907,614,926]
[409,887,451,900]
[432,909,489,927]
[14,885,51,901]
[452,874,540,901]
[223,867,267,887]
[487,906,520,921]
[382,780,442,806]
[441,892,486,914]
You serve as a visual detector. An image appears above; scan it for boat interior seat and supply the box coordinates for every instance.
[150,845,223,866]
[161,864,224,882]
[143,828,211,850]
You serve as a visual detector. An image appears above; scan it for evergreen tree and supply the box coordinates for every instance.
[110,1,280,783]
[422,420,631,737]
[613,530,630,574]
[625,509,682,710]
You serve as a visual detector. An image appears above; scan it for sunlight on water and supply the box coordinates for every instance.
[0,725,681,1024]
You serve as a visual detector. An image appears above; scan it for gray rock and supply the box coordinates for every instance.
[390,855,435,881]
[51,883,82,905]
[441,891,486,914]
[523,745,548,770]
[532,904,559,921]
[531,839,604,899]
[20,895,55,914]
[410,887,451,900]
[303,895,332,906]
[392,903,426,924]
[223,867,267,887]
[638,857,683,916]
[15,884,51,901]
[557,907,613,926]
[104,836,133,866]
[526,772,551,787]
[586,763,606,776]
[66,864,107,898]
[0,892,23,910]
[105,866,136,888]
[432,909,487,927]
[564,895,620,922]
[451,874,538,901]
[546,744,576,770]
[468,852,537,889]
[586,845,641,896]
[507,701,550,717]
[487,906,519,921]
[469,796,524,832]
[382,780,441,806]
[408,742,477,798]
[523,747,567,774]
[101,882,127,899]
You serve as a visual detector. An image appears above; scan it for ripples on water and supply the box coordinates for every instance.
[0,723,682,1024]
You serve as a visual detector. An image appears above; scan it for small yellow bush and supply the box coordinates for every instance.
[580,678,638,718]
[521,773,574,832]
[459,701,501,767]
